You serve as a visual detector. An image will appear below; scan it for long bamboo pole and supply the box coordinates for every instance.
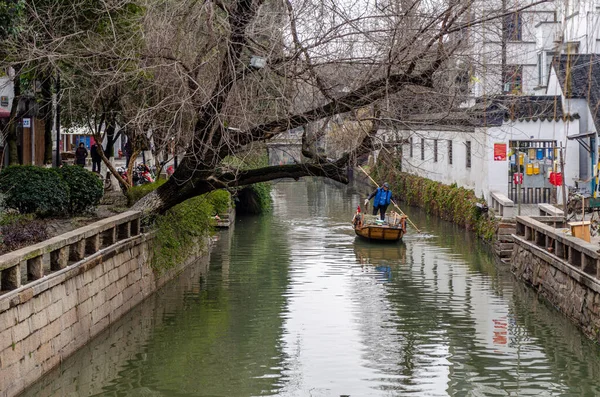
[358,166,421,233]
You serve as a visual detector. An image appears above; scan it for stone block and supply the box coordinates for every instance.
[17,300,33,323]
[36,341,52,363]
[50,284,66,304]
[91,302,110,326]
[90,315,109,337]
[53,325,72,353]
[105,283,119,301]
[44,319,62,343]
[33,291,52,313]
[21,329,40,355]
[0,310,17,333]
[2,341,23,367]
[50,247,69,271]
[77,284,92,303]
[61,307,77,332]
[42,354,60,373]
[12,318,31,344]
[0,327,12,351]
[62,292,77,313]
[30,310,49,332]
[47,300,63,323]
[77,298,93,318]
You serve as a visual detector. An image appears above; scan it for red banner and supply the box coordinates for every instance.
[494,143,507,161]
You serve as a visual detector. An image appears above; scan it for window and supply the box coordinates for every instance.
[421,138,425,160]
[448,140,453,165]
[503,12,522,41]
[433,139,438,162]
[465,141,472,168]
[565,42,579,54]
[409,137,413,157]
[503,65,523,94]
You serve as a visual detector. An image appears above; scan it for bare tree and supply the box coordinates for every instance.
[0,0,548,214]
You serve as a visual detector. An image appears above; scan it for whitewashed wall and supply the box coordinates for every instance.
[395,118,579,204]
[399,127,489,199]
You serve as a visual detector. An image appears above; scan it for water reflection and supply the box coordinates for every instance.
[20,178,600,397]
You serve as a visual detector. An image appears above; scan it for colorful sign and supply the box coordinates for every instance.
[494,143,507,161]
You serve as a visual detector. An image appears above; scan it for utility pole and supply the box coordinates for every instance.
[560,142,567,223]
[55,72,61,167]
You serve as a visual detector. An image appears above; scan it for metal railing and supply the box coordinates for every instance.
[0,211,141,292]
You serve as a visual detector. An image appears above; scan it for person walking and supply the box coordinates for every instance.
[364,182,393,220]
[91,142,102,173]
[75,142,88,167]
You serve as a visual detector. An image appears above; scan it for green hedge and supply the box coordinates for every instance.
[58,166,104,213]
[0,166,70,216]
[374,169,498,241]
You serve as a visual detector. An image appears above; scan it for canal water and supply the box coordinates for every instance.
[22,179,600,396]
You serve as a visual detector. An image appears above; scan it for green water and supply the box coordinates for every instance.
[22,179,600,396]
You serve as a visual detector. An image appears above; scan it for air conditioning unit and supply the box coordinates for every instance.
[553,31,564,43]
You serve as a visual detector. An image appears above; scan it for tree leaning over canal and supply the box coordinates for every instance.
[0,0,548,214]
[132,0,550,215]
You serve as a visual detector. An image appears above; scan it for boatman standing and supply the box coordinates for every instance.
[364,182,393,221]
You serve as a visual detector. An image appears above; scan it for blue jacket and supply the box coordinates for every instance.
[369,187,392,206]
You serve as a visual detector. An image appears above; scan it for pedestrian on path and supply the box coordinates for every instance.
[75,143,88,167]
[91,142,102,173]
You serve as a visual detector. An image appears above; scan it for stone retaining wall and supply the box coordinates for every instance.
[0,213,209,397]
[511,216,600,342]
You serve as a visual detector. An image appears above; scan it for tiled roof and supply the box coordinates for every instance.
[399,95,575,128]
[553,54,600,131]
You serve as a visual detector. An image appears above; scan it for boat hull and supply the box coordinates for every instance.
[354,225,404,242]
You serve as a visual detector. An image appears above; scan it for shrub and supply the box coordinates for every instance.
[127,180,167,206]
[206,189,232,215]
[0,166,69,216]
[57,165,104,213]
[373,166,498,241]
[0,214,48,254]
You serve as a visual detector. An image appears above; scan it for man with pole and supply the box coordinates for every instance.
[365,182,393,220]
[358,166,421,233]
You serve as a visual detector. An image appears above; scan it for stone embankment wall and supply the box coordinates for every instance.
[511,216,600,342]
[0,211,209,397]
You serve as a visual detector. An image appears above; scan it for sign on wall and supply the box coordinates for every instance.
[0,96,8,107]
[494,143,507,161]
[22,118,31,128]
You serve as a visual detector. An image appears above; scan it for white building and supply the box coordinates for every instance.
[389,1,600,205]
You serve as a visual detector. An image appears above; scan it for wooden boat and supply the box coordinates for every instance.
[352,210,406,242]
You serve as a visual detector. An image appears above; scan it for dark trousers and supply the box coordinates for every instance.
[373,204,388,220]
[92,159,101,173]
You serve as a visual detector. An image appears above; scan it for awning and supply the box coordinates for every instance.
[0,109,10,118]
[567,131,596,153]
